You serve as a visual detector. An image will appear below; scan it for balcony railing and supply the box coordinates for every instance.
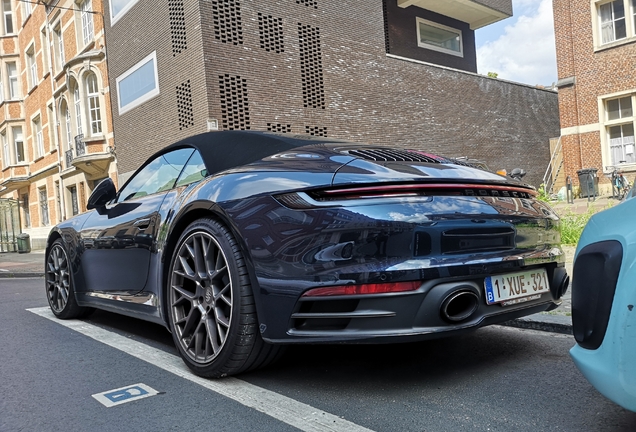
[75,134,86,157]
[65,149,73,168]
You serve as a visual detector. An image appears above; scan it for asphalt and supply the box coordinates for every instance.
[0,193,620,335]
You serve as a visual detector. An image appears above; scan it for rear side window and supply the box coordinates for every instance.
[176,151,207,187]
[118,148,194,202]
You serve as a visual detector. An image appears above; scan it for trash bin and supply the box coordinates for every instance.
[577,168,599,198]
[16,233,31,254]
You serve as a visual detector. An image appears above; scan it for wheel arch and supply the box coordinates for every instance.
[160,201,260,324]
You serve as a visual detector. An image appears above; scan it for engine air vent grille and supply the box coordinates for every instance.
[347,149,442,163]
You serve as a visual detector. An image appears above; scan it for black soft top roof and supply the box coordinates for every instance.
[164,130,346,176]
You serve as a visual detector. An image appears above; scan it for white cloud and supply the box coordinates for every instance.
[476,0,557,86]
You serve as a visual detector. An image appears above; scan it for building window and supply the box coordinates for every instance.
[416,18,463,57]
[7,62,18,99]
[80,0,94,45]
[33,116,44,158]
[69,185,79,216]
[22,0,32,21]
[41,28,49,73]
[54,25,65,73]
[22,193,30,227]
[2,0,13,34]
[39,187,49,226]
[59,99,72,153]
[116,51,160,114]
[86,72,102,134]
[13,126,24,163]
[110,0,139,24]
[599,1,627,44]
[605,96,636,165]
[73,84,83,136]
[1,131,8,167]
[27,45,38,89]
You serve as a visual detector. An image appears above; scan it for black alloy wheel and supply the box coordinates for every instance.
[45,239,92,319]
[168,218,282,378]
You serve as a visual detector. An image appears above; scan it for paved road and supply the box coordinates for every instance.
[2,278,635,432]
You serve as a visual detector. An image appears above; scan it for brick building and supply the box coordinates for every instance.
[553,0,636,194]
[105,0,559,187]
[0,0,116,248]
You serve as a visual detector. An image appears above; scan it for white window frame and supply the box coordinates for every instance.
[1,130,9,168]
[110,0,140,25]
[13,126,24,163]
[53,24,65,73]
[80,0,94,46]
[41,27,50,74]
[33,115,44,158]
[7,62,18,99]
[593,0,636,49]
[22,0,32,22]
[74,84,83,136]
[63,100,72,151]
[26,44,37,89]
[85,72,102,135]
[116,51,160,115]
[39,186,50,227]
[415,17,463,58]
[2,0,13,35]
[600,92,636,169]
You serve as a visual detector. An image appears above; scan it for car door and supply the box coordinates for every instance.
[78,147,194,294]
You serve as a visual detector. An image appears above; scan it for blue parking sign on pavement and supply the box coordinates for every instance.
[92,383,159,407]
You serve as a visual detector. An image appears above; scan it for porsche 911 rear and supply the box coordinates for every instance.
[223,147,569,343]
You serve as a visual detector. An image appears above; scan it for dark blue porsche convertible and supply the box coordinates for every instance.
[45,131,569,377]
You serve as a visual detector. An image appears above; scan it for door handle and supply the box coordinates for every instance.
[134,218,151,230]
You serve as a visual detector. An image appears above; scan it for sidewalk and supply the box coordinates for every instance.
[0,195,617,334]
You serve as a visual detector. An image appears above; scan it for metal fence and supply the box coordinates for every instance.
[0,198,20,252]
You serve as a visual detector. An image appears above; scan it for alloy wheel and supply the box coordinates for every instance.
[46,244,71,313]
[170,231,233,364]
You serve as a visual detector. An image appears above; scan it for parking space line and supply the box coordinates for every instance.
[27,307,373,432]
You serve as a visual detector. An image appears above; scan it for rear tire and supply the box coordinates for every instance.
[167,218,282,378]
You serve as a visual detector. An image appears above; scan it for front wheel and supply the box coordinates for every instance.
[45,239,93,319]
[167,218,281,378]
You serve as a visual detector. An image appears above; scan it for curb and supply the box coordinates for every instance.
[0,272,45,279]
[501,314,573,335]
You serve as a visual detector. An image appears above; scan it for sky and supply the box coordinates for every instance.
[475,0,558,86]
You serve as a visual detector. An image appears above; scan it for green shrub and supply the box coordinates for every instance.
[536,183,550,202]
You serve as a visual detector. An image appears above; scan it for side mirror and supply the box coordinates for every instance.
[87,178,116,210]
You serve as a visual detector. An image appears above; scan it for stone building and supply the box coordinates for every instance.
[0,0,116,249]
[553,0,636,194]
[104,0,559,188]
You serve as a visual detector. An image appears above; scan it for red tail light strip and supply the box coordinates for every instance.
[302,281,421,297]
[320,183,537,197]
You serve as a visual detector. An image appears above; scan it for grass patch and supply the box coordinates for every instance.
[559,210,594,245]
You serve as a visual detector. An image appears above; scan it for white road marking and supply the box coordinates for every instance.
[28,307,373,432]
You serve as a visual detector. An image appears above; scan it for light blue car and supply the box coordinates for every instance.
[570,197,636,412]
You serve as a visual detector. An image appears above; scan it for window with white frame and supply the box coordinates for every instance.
[27,45,37,89]
[605,95,635,165]
[60,99,72,152]
[86,72,102,134]
[22,0,32,21]
[39,187,50,226]
[116,52,160,114]
[1,131,8,167]
[53,25,65,73]
[13,126,24,163]
[80,0,94,46]
[599,1,627,44]
[2,0,13,34]
[73,84,83,136]
[41,28,49,73]
[7,62,18,99]
[110,0,139,24]
[33,116,44,158]
[0,74,4,104]
[416,18,463,57]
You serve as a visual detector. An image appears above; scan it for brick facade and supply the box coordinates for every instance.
[554,0,636,194]
[105,0,559,188]
[0,0,116,248]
